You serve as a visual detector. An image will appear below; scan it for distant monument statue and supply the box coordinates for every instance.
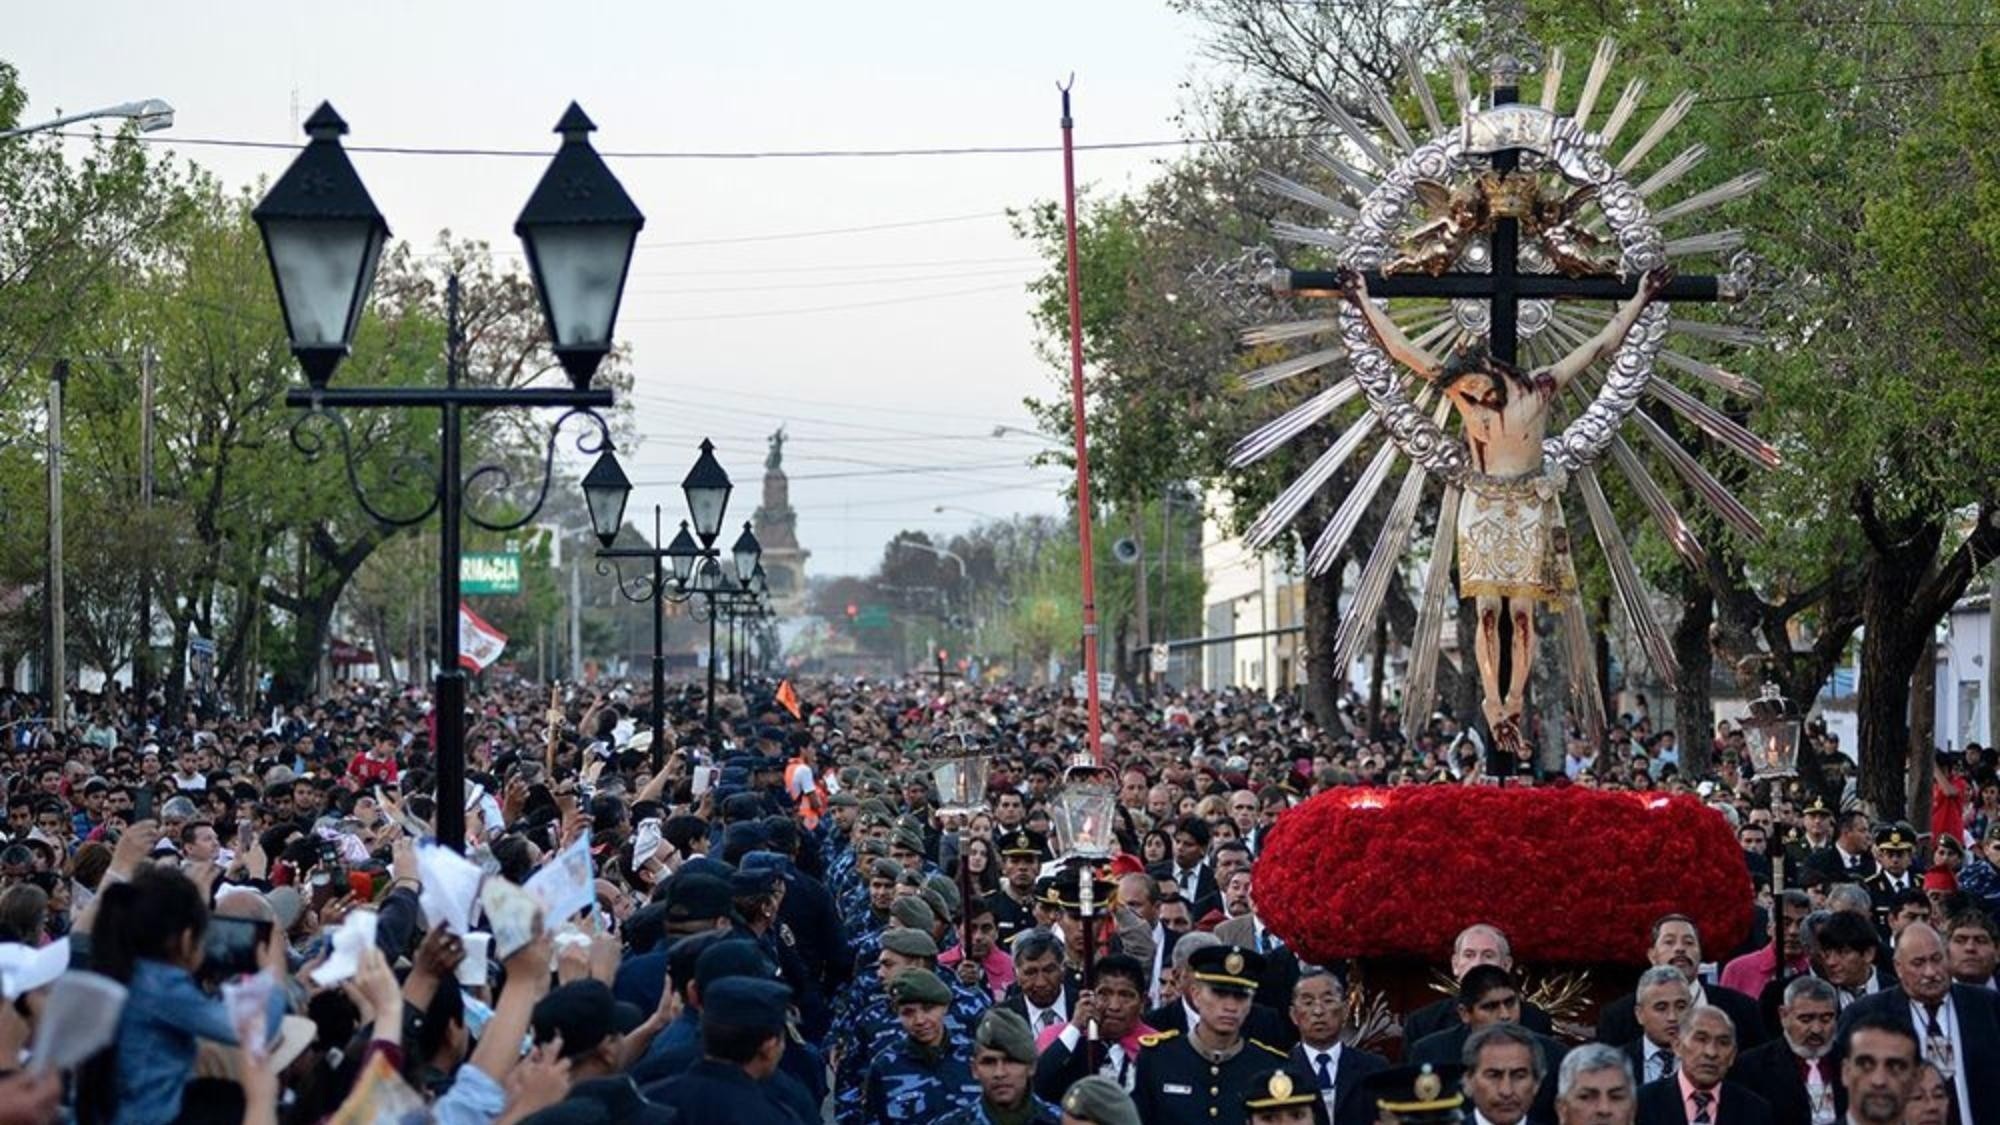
[753,427,809,614]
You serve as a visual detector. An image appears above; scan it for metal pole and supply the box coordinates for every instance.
[651,507,666,771]
[136,345,155,721]
[706,598,719,746]
[47,362,66,730]
[1058,83,1104,766]
[435,277,468,851]
[1159,483,1171,676]
[569,549,583,682]
[1988,556,2000,747]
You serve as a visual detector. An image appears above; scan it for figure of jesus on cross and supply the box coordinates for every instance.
[1335,264,1675,752]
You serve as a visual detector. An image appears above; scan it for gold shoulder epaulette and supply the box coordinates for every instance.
[1249,1038,1289,1057]
[1139,1030,1180,1047]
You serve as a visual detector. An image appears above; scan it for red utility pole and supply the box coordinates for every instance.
[1059,81,1103,766]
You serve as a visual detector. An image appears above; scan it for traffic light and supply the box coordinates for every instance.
[845,602,858,622]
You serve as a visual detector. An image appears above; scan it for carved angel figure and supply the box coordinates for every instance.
[1385,179,1490,276]
[1526,184,1621,277]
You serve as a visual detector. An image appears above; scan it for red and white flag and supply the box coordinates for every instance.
[459,603,508,672]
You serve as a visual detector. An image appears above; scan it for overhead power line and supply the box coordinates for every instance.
[624,281,1024,323]
[628,264,1033,296]
[646,212,999,247]
[60,131,1210,160]
[630,255,1037,278]
[54,55,2000,163]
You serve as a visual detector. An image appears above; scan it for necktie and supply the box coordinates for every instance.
[1923,1003,1955,1077]
[1652,1049,1676,1082]
[1037,1009,1057,1032]
[1314,1052,1333,1091]
[1802,1059,1834,1125]
[1691,1090,1714,1125]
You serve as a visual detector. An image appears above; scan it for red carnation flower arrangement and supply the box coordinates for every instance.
[1253,786,1752,966]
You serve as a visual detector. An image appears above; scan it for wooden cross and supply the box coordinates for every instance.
[1280,81,1730,367]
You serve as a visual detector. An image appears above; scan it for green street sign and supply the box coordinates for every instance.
[856,604,892,629]
[461,552,522,595]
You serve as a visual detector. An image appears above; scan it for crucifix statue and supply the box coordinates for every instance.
[1338,263,1673,749]
[1226,29,1777,756]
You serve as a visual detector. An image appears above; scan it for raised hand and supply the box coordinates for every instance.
[1334,266,1369,302]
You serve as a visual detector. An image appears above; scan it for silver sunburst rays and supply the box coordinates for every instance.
[1226,36,1777,741]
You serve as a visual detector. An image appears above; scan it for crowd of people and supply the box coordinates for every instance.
[0,675,1990,1125]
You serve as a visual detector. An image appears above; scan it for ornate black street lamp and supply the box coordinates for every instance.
[591,442,759,754]
[256,102,642,850]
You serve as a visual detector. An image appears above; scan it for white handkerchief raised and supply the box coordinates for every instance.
[417,838,485,934]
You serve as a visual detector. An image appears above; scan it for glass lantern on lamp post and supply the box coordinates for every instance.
[1049,780,1119,861]
[1743,682,1803,780]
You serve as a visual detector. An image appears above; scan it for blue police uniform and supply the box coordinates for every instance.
[646,1058,810,1125]
[860,1039,981,1125]
[935,1094,1060,1125]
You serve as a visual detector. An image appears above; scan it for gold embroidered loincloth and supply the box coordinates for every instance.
[1457,468,1576,603]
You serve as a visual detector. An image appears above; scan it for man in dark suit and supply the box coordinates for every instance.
[1115,871,1179,1008]
[999,927,1078,1035]
[1624,967,1694,1088]
[1777,910,1894,1019]
[1833,922,2000,1123]
[1597,914,1767,1048]
[1804,809,1878,885]
[1030,953,1152,1098]
[1284,966,1387,1125]
[1727,975,1837,1125]
[1461,1023,1554,1125]
[1408,966,1564,1123]
[1142,932,1295,1049]
[1634,1004,1773,1125]
[1401,923,1555,1044]
[1148,815,1219,912]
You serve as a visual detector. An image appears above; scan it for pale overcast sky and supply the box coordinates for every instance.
[8,1,1212,576]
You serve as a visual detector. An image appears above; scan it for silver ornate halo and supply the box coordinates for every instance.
[1337,109,1670,484]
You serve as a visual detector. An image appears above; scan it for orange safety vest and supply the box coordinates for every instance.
[785,758,825,829]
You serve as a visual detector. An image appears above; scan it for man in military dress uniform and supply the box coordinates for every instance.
[1782,797,1834,873]
[1131,945,1314,1125]
[990,829,1049,947]
[1857,824,1918,933]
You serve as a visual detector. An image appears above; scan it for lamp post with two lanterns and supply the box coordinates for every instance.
[587,440,764,753]
[254,102,643,851]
